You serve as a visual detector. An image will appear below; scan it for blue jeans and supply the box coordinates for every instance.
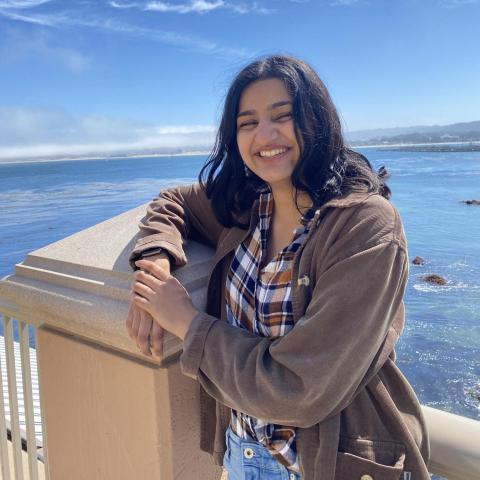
[223,426,302,480]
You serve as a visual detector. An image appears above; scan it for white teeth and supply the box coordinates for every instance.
[259,147,287,157]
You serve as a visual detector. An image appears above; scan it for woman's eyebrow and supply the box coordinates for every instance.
[237,100,292,118]
[270,100,292,110]
[237,110,255,119]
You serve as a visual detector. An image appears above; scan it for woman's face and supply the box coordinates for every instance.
[236,78,301,191]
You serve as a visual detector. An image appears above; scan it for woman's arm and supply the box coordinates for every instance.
[129,182,223,269]
[127,182,222,357]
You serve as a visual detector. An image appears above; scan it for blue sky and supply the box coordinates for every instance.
[0,0,479,160]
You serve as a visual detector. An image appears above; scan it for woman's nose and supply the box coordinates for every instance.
[255,119,278,143]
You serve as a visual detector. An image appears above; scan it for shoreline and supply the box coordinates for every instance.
[353,141,480,152]
[374,146,480,152]
[0,150,211,166]
[2,141,480,165]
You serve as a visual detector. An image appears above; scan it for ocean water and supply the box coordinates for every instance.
[0,150,479,423]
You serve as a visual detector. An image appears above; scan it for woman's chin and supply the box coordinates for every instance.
[259,174,294,190]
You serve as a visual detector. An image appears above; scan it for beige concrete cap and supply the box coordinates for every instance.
[0,204,214,364]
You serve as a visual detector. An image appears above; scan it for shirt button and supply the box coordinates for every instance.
[297,274,310,286]
[360,475,373,480]
[243,447,254,459]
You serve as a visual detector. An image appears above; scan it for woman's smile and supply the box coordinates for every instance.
[256,146,290,158]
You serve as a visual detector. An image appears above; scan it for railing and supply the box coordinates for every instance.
[423,406,480,480]
[0,203,478,480]
[0,315,47,480]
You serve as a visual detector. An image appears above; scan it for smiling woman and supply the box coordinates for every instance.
[127,55,430,480]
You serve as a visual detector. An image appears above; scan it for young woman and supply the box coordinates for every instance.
[127,55,430,480]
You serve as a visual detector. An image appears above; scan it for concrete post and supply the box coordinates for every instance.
[0,204,222,480]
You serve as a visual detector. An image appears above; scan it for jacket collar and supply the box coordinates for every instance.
[213,190,378,267]
[318,190,376,211]
[244,189,377,234]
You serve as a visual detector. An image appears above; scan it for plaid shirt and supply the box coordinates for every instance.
[225,188,314,473]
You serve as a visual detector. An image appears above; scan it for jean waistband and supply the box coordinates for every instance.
[225,426,301,479]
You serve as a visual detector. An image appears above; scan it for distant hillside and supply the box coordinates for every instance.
[347,120,480,145]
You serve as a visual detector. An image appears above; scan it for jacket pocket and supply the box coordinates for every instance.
[335,436,406,480]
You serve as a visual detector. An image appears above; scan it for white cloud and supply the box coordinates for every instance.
[79,16,252,57]
[228,2,272,13]
[145,0,225,14]
[108,1,139,8]
[0,6,254,58]
[440,0,479,7]
[329,0,362,6]
[0,0,52,8]
[111,0,273,14]
[0,28,90,72]
[0,8,61,25]
[0,107,216,161]
[0,0,57,25]
[286,0,362,6]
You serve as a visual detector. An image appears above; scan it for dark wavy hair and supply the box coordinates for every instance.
[199,54,390,228]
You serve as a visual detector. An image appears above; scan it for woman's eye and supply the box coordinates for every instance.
[238,121,257,129]
[275,112,292,121]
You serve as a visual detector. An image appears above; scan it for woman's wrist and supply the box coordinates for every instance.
[177,306,199,341]
[137,248,174,269]
[146,253,171,273]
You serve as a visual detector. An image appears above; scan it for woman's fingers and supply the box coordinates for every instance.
[135,259,169,281]
[133,269,162,290]
[132,278,155,300]
[136,309,153,356]
[126,300,134,335]
[128,299,141,339]
[132,292,150,311]
[150,321,164,358]
[126,297,163,359]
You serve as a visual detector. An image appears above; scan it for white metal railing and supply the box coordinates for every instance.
[0,313,47,480]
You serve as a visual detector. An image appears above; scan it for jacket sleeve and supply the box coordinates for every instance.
[179,200,409,428]
[129,182,223,269]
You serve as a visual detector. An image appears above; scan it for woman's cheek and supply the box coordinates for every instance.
[237,132,250,162]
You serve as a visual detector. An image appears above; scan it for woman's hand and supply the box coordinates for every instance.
[126,253,171,357]
[126,301,164,358]
[132,259,199,341]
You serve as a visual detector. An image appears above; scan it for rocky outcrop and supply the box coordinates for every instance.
[412,256,425,265]
[422,274,447,286]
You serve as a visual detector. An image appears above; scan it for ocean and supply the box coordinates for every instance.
[0,150,479,422]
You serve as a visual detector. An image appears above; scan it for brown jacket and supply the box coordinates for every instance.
[130,183,430,480]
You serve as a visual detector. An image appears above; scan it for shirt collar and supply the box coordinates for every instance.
[257,185,315,226]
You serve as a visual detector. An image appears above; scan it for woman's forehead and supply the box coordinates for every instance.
[238,78,292,112]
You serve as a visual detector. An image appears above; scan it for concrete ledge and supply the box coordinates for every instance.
[0,204,214,365]
[422,405,480,480]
